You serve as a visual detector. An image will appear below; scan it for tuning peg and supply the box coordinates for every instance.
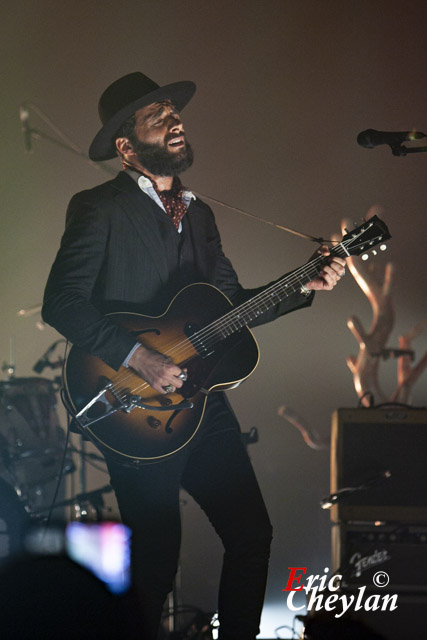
[380,244,387,251]
[361,253,369,261]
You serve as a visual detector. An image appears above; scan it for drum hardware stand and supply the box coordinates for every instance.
[58,376,108,523]
[35,484,113,521]
[1,362,16,378]
[65,419,109,522]
[16,302,45,332]
[2,337,16,379]
[77,436,88,518]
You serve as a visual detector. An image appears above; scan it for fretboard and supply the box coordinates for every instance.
[191,244,347,351]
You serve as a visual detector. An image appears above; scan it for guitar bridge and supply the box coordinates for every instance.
[75,380,193,430]
[76,381,123,428]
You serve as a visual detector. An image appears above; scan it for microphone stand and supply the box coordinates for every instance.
[390,144,427,157]
[19,103,327,244]
[320,470,392,510]
[24,125,116,175]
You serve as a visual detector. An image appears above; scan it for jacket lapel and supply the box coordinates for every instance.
[111,172,170,287]
[185,199,214,283]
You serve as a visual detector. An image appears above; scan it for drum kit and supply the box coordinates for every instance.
[0,374,73,506]
[0,323,109,566]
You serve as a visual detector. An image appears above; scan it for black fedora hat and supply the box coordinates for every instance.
[89,72,196,161]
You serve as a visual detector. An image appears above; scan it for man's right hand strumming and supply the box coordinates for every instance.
[128,345,186,394]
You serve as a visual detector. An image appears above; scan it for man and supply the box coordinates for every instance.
[43,72,345,639]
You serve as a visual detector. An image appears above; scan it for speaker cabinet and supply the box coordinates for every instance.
[304,595,427,640]
[330,408,427,523]
[331,522,427,592]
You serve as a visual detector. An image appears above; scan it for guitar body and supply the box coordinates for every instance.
[63,216,391,465]
[64,283,259,464]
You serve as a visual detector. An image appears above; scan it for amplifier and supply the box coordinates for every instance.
[331,522,427,592]
[303,596,427,640]
[330,407,427,523]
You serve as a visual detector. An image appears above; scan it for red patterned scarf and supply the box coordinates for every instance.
[155,177,187,230]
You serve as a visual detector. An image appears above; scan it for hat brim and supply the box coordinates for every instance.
[88,80,196,161]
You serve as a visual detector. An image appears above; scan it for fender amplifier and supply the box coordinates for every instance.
[331,521,427,592]
[330,407,427,523]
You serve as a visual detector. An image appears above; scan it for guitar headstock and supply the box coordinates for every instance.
[339,215,391,260]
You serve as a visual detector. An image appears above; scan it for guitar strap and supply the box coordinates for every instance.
[192,190,326,244]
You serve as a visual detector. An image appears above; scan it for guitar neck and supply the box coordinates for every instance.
[209,245,347,340]
[191,215,390,350]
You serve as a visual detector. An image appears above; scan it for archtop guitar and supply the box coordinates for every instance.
[63,216,390,464]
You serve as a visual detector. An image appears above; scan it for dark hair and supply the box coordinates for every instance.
[114,114,137,159]
[115,114,137,143]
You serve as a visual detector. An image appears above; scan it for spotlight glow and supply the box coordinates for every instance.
[258,599,306,638]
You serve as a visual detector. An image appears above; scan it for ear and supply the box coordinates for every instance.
[115,137,134,156]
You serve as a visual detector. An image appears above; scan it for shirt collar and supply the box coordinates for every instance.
[126,169,196,202]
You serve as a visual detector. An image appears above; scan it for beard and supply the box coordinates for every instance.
[131,135,194,177]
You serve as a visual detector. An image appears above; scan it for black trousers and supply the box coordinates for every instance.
[107,396,273,640]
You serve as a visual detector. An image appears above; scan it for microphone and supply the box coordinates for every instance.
[33,340,62,374]
[33,354,50,374]
[19,106,32,152]
[357,128,426,149]
[320,470,391,510]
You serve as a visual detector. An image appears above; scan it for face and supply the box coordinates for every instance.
[126,100,193,177]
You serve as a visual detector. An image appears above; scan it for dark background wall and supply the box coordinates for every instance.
[2,1,426,635]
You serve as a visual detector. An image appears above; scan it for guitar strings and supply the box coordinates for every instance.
[110,249,333,398]
[165,234,377,359]
[111,234,376,401]
[111,236,368,400]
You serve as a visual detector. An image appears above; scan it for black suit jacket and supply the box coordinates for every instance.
[43,172,313,370]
